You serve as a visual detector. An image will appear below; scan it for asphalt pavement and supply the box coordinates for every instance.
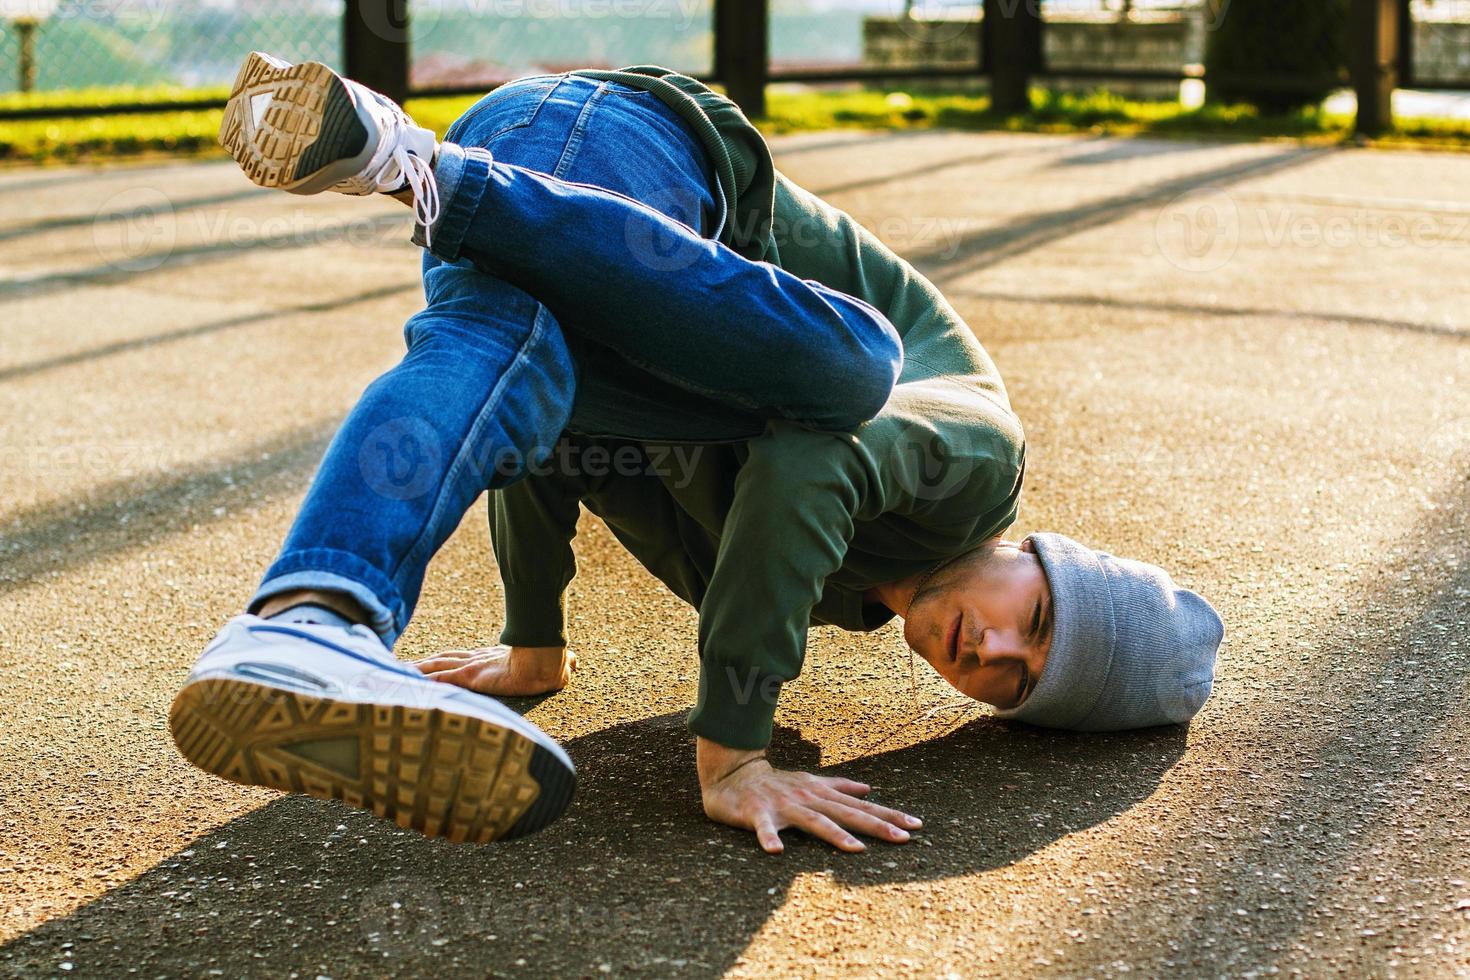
[2,129,1469,977]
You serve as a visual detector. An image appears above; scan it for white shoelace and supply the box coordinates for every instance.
[354,90,441,249]
[378,146,440,250]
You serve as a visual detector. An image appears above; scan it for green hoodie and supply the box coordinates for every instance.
[491,68,1027,749]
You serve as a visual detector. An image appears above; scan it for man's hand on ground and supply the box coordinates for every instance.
[413,645,575,697]
[696,737,921,854]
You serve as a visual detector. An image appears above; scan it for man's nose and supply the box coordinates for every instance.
[976,628,1024,662]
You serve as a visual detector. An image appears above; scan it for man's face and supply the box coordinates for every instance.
[903,539,1054,709]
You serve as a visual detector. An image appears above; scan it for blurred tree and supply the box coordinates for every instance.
[1205,0,1349,114]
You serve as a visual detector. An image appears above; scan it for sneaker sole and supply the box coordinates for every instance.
[218,52,370,194]
[169,677,575,843]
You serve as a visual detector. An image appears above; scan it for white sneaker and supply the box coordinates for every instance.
[169,615,575,843]
[219,51,440,244]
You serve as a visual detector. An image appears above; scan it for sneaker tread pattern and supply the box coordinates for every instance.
[169,677,572,843]
[218,53,367,191]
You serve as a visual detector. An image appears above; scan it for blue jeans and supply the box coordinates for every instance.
[250,74,902,645]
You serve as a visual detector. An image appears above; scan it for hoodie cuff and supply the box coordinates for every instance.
[497,579,570,649]
[686,665,782,750]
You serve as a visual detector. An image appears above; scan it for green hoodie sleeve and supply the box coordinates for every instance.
[489,469,584,649]
[689,423,866,748]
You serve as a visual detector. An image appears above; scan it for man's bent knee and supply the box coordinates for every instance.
[803,332,903,431]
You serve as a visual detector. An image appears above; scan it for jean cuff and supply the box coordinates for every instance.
[411,142,492,262]
[249,548,408,647]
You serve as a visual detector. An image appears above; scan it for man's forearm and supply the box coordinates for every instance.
[688,424,868,748]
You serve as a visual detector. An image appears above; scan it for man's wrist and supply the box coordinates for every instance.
[508,645,570,683]
[696,736,768,789]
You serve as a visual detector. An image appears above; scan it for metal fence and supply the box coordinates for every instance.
[0,0,1459,135]
[408,0,713,91]
[0,1,340,94]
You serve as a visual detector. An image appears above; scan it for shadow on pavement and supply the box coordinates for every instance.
[949,287,1470,342]
[0,281,417,384]
[0,213,410,305]
[770,130,936,160]
[1046,138,1224,170]
[1053,466,1470,976]
[0,162,238,198]
[912,146,1327,281]
[0,421,334,596]
[0,714,1186,976]
[0,187,266,245]
[810,145,1045,199]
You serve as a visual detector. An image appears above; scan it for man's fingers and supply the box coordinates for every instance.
[822,777,872,797]
[412,650,483,667]
[413,651,508,674]
[812,799,912,844]
[412,655,471,674]
[753,814,785,854]
[819,788,923,831]
[790,810,866,853]
[420,662,491,690]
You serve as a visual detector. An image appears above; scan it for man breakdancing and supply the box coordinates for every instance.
[170,53,1224,853]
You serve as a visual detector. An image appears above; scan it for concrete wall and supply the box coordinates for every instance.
[863,13,1470,96]
[1413,19,1470,85]
[862,16,980,69]
[862,12,1191,98]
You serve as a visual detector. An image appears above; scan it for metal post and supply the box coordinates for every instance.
[17,19,37,93]
[984,0,1043,115]
[1396,0,1414,89]
[1352,0,1398,136]
[344,0,411,105]
[714,0,769,118]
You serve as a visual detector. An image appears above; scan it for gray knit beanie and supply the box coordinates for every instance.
[993,532,1223,732]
